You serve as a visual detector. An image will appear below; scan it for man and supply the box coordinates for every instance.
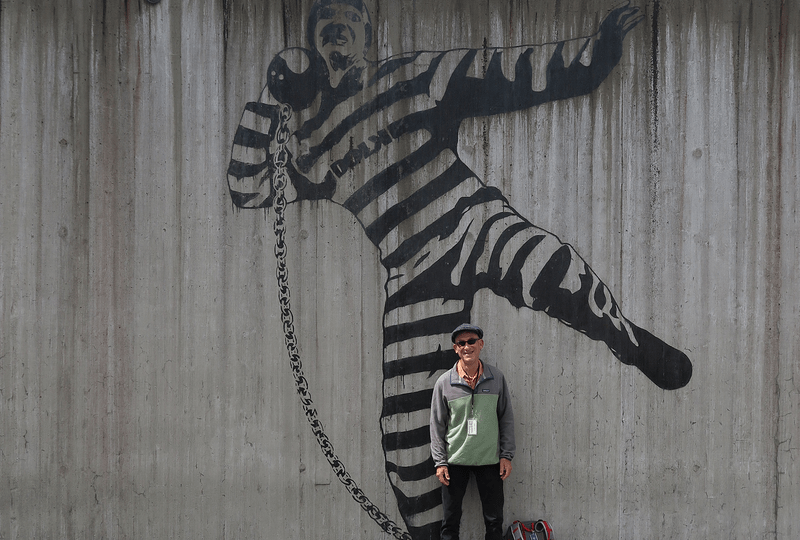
[430,323,515,540]
[228,1,691,538]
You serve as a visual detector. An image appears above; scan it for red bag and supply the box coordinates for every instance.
[534,520,554,540]
[505,519,554,540]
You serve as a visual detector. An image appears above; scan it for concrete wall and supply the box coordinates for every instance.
[1,0,798,538]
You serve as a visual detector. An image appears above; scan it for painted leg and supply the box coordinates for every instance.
[525,240,692,389]
[462,208,692,389]
[381,294,469,539]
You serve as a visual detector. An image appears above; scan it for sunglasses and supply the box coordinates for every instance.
[455,338,480,347]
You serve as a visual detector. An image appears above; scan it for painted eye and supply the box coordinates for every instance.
[319,7,336,19]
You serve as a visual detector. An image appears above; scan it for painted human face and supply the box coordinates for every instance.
[453,332,484,365]
[313,2,368,87]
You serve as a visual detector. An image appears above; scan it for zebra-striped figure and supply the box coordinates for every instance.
[227,1,692,538]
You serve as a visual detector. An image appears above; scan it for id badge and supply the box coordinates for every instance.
[467,418,477,436]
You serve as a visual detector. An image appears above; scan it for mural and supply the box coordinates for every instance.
[227,0,693,538]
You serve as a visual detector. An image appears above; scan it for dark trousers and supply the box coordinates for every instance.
[440,463,504,540]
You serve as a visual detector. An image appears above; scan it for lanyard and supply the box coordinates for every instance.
[465,362,482,418]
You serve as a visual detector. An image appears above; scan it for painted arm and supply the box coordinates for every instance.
[541,5,643,101]
[439,5,643,119]
[227,100,283,209]
[227,48,323,209]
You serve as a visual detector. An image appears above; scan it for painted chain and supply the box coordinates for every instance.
[271,103,412,540]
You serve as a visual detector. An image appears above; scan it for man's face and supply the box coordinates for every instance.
[453,332,484,364]
[314,3,367,86]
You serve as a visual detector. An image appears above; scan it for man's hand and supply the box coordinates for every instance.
[436,465,450,486]
[499,458,513,480]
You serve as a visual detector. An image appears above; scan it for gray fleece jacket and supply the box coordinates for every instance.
[429,362,515,468]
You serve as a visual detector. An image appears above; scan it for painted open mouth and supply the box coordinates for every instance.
[327,51,351,72]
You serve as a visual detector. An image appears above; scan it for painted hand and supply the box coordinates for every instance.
[595,4,644,63]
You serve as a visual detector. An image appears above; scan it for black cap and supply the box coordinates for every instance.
[451,323,484,343]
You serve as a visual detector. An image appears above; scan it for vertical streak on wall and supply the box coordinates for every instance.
[61,2,89,536]
[764,0,785,534]
[649,0,660,150]
[618,2,663,537]
[647,0,661,285]
[168,0,184,410]
[773,1,790,536]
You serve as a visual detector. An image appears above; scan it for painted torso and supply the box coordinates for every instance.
[281,50,506,267]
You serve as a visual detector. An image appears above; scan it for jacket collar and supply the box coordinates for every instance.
[449,362,494,387]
